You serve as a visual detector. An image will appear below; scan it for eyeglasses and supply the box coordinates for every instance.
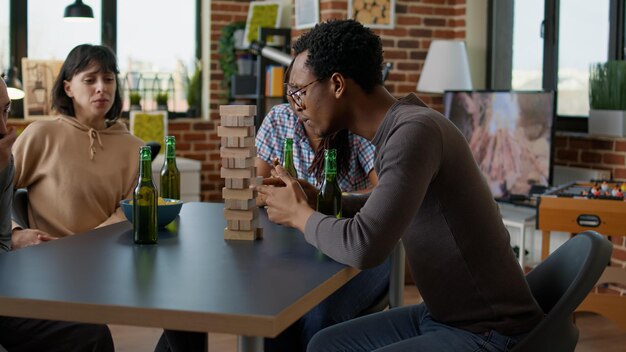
[284,78,323,109]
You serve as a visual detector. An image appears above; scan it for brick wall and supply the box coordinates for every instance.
[206,0,468,200]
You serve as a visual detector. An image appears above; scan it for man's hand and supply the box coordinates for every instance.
[11,228,58,249]
[0,127,17,171]
[256,176,318,208]
[254,165,315,232]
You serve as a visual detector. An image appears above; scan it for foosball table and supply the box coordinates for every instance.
[537,181,626,330]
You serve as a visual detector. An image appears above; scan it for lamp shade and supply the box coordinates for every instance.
[417,40,473,93]
[64,0,94,21]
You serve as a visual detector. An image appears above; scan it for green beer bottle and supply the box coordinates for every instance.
[316,149,342,218]
[160,136,180,200]
[133,146,158,244]
[282,137,298,178]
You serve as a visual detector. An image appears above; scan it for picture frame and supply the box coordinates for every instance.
[295,0,319,30]
[242,1,284,47]
[129,110,169,153]
[21,58,63,120]
[348,0,396,29]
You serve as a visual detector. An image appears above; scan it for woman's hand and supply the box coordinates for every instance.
[256,176,318,209]
[11,228,58,249]
[254,165,315,232]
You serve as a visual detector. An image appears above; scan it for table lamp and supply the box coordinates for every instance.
[417,40,473,93]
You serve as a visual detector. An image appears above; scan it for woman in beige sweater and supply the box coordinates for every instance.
[11,44,144,248]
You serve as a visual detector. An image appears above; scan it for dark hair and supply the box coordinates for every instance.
[284,60,351,182]
[292,19,383,93]
[52,44,122,121]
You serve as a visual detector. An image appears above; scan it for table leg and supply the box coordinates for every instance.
[238,336,263,352]
[541,230,551,261]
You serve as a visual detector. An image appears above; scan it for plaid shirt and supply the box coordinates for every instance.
[256,104,375,192]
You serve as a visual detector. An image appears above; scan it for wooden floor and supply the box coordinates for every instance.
[110,285,626,351]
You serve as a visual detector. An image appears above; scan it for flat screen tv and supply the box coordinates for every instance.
[443,90,554,200]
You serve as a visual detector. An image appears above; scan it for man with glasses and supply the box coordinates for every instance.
[255,19,543,351]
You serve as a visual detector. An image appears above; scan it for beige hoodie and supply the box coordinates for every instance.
[12,116,145,237]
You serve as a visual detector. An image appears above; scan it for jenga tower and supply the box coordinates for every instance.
[218,105,263,240]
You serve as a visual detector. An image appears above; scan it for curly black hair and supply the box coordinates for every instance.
[292,19,383,93]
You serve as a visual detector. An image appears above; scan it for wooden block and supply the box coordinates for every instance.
[217,126,255,137]
[252,176,264,186]
[219,105,256,117]
[224,208,258,221]
[224,198,256,210]
[222,157,254,169]
[224,228,257,241]
[221,167,256,179]
[227,218,259,231]
[220,115,255,127]
[222,187,256,200]
[220,147,256,158]
[225,178,251,189]
[221,136,255,148]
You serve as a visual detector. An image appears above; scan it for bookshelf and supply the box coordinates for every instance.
[255,27,291,128]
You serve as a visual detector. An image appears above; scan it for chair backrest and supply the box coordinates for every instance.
[12,188,29,229]
[512,231,613,352]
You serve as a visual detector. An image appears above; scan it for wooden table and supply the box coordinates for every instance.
[537,194,626,331]
[0,202,359,351]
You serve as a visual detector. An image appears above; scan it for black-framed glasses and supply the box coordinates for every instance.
[284,78,323,109]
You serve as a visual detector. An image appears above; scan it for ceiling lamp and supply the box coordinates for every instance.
[64,0,94,22]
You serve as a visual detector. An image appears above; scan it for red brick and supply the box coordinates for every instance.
[434,30,456,39]
[554,136,568,148]
[424,18,447,27]
[409,28,433,38]
[435,7,455,16]
[183,133,208,142]
[398,62,421,71]
[581,151,602,164]
[592,139,614,150]
[408,5,434,15]
[176,142,191,151]
[568,138,592,149]
[556,150,579,162]
[398,40,420,49]
[410,51,428,60]
[616,141,626,152]
[168,122,191,131]
[384,50,408,60]
[181,153,207,162]
[193,143,215,151]
[397,16,422,26]
[193,122,215,131]
[603,153,625,165]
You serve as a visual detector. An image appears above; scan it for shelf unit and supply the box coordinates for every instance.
[255,27,291,128]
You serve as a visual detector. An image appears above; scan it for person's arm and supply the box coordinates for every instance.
[306,121,441,269]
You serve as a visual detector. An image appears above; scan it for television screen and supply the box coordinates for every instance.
[443,91,554,200]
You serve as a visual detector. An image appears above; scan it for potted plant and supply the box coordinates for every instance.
[589,61,626,136]
[129,90,142,111]
[155,91,169,111]
[218,21,246,100]
[186,61,201,117]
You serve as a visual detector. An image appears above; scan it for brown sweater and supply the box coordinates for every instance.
[12,116,145,237]
[304,94,543,335]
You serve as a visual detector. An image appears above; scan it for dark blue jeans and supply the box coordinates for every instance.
[265,257,391,352]
[307,303,526,352]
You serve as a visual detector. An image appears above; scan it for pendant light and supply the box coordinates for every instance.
[64,0,94,21]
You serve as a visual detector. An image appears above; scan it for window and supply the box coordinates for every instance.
[495,0,621,132]
[0,0,9,72]
[27,0,101,60]
[117,0,196,113]
[512,0,544,91]
[557,0,609,116]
